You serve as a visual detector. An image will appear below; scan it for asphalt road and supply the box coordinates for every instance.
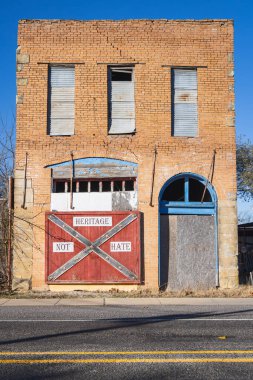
[0,303,252,379]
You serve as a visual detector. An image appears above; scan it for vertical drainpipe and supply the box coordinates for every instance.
[70,152,74,210]
[158,201,160,289]
[150,146,158,286]
[215,198,219,287]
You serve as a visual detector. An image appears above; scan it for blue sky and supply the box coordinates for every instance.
[1,0,252,140]
[1,0,253,220]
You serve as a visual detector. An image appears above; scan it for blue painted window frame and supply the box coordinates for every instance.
[159,173,216,215]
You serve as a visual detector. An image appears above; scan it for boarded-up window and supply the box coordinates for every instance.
[48,66,75,136]
[172,69,198,137]
[108,67,135,134]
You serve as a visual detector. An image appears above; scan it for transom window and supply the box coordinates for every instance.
[53,178,136,193]
[161,175,212,203]
[159,174,216,215]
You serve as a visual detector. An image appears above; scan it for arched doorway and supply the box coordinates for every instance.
[159,173,218,290]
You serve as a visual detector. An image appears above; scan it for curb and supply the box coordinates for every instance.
[0,297,252,306]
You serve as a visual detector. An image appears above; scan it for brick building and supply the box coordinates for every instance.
[13,19,238,292]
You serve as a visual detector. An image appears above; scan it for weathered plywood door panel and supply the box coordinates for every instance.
[160,215,216,290]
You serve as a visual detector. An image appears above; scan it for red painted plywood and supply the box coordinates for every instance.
[45,211,141,284]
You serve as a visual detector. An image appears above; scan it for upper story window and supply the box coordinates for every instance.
[48,66,75,136]
[108,66,135,134]
[172,68,198,137]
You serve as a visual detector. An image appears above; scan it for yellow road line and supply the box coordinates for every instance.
[0,358,253,364]
[0,350,253,355]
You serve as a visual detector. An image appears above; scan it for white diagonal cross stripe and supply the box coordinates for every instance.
[48,214,138,281]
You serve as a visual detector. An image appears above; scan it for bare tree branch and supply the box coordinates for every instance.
[0,116,15,198]
[237,136,253,200]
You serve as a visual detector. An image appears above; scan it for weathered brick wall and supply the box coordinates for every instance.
[14,19,237,291]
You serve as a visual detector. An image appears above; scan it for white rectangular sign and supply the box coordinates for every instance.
[53,242,74,253]
[73,216,112,226]
[110,242,132,252]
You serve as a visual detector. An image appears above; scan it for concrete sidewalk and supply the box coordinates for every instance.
[0,298,253,306]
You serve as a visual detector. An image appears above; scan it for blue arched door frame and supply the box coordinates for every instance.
[158,173,219,287]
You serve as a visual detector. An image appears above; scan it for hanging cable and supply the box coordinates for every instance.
[149,145,158,207]
[70,152,74,210]
[201,149,216,203]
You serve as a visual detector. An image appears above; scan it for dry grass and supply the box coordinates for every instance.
[0,286,253,299]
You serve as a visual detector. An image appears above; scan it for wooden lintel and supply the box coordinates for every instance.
[37,62,85,65]
[97,62,146,65]
[161,65,208,68]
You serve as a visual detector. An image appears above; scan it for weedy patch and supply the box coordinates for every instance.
[0,285,252,299]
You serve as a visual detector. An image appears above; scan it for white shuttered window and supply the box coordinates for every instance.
[172,69,198,137]
[108,67,135,134]
[48,66,75,136]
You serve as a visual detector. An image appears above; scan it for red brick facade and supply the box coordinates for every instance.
[13,19,238,291]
